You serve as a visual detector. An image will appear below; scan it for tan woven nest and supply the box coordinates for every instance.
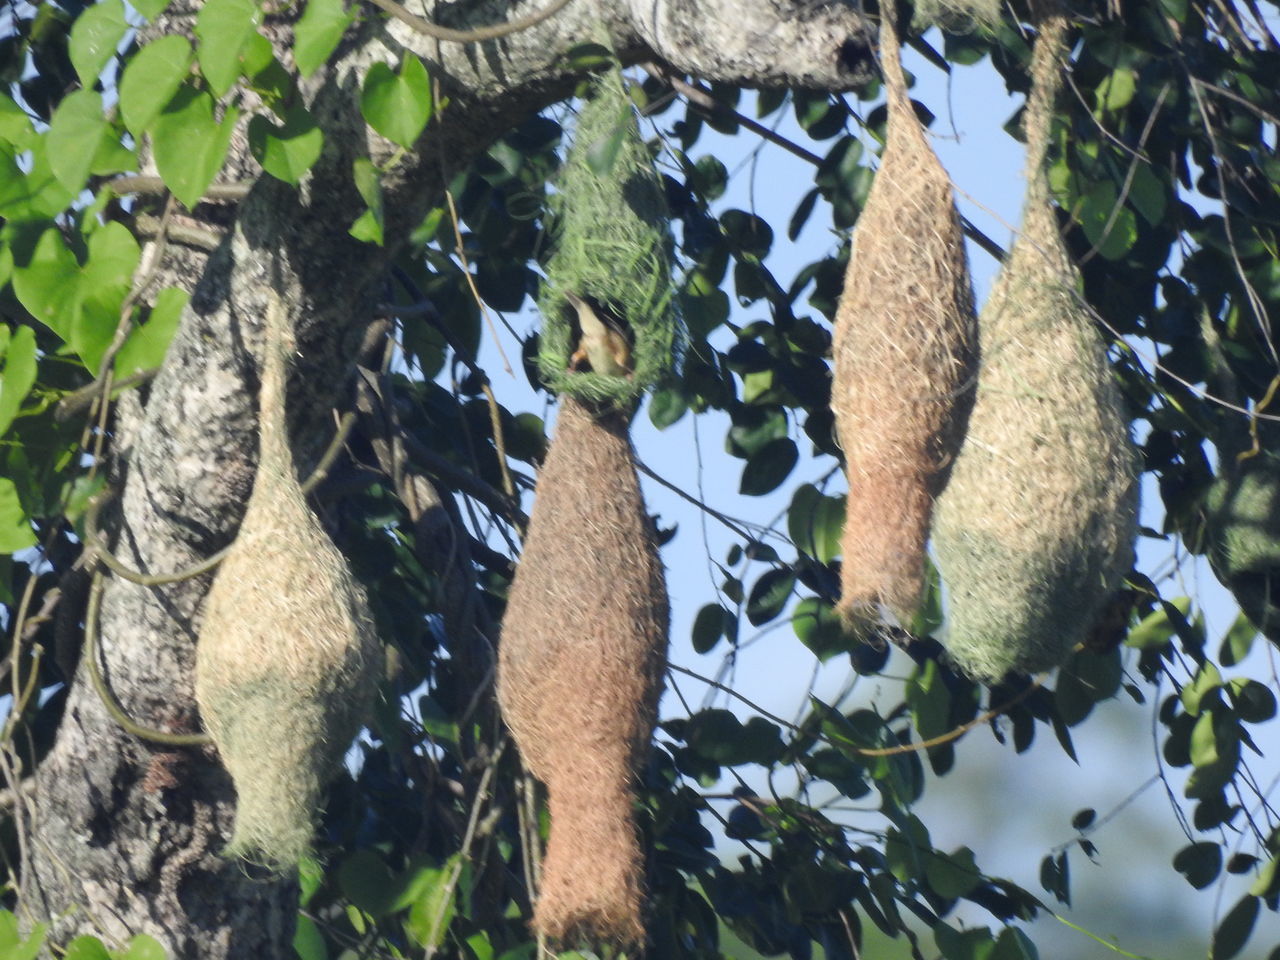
[196,297,382,868]
[497,396,669,946]
[932,13,1140,681]
[832,8,979,630]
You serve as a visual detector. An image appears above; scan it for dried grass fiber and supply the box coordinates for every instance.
[911,0,1001,32]
[832,7,979,628]
[932,13,1140,681]
[497,396,669,945]
[196,296,382,868]
[538,66,678,408]
[1208,451,1280,643]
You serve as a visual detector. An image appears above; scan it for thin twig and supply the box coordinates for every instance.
[108,175,251,201]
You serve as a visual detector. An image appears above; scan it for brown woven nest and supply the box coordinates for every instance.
[832,7,979,630]
[196,296,382,868]
[932,13,1140,681]
[497,396,669,946]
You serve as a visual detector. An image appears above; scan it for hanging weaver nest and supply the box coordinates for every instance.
[932,13,1140,682]
[497,396,669,945]
[1207,447,1280,643]
[831,7,979,630]
[537,64,679,409]
[196,295,382,868]
[911,0,1000,32]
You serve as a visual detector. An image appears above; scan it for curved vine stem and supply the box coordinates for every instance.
[83,571,211,747]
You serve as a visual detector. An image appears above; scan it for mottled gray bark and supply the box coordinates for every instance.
[20,1,873,956]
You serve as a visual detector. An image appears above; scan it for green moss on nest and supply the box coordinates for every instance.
[538,67,678,408]
[1208,456,1280,642]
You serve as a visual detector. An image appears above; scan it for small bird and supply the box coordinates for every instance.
[565,292,634,378]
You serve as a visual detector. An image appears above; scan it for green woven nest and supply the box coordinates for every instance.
[932,235,1139,681]
[538,69,678,407]
[1207,454,1280,643]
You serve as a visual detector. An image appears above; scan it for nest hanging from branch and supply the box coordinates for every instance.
[195,295,382,868]
[932,11,1140,682]
[831,6,979,630]
[537,64,679,410]
[1207,446,1280,644]
[497,396,669,946]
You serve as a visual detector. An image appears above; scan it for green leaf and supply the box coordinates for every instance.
[120,36,194,136]
[70,0,127,87]
[691,603,727,654]
[1228,678,1276,723]
[62,936,112,960]
[75,222,141,372]
[1096,67,1136,112]
[792,596,847,661]
[0,137,74,220]
[926,846,980,899]
[1127,163,1167,226]
[132,0,173,19]
[1078,180,1137,260]
[248,104,324,184]
[739,436,798,495]
[152,86,239,208]
[405,857,459,949]
[0,95,35,149]
[0,921,46,960]
[746,568,794,626]
[1186,708,1241,799]
[338,850,400,918]
[0,325,37,437]
[1211,895,1258,960]
[195,0,262,98]
[788,483,845,564]
[1248,855,1278,898]
[348,158,384,245]
[1219,611,1257,666]
[121,934,167,960]
[1181,661,1222,716]
[563,41,615,72]
[648,386,687,429]
[12,226,81,339]
[115,286,188,377]
[1173,841,1222,889]
[292,916,327,960]
[361,56,433,149]
[936,923,995,960]
[990,927,1038,960]
[885,815,931,883]
[295,0,355,77]
[47,90,109,193]
[907,658,952,741]
[1125,597,1188,650]
[0,478,36,553]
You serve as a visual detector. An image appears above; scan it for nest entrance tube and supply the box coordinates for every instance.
[497,397,669,946]
[932,10,1140,681]
[831,5,979,630]
[195,293,382,868]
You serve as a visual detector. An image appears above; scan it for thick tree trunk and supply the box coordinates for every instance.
[20,1,872,955]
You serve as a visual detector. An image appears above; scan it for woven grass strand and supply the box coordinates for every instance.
[831,6,979,629]
[195,293,382,868]
[537,65,678,409]
[497,397,669,945]
[932,12,1140,681]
